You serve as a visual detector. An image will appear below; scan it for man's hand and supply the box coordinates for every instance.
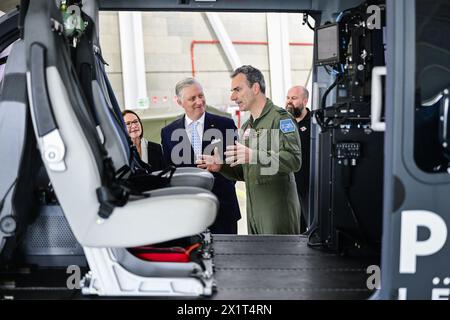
[224,141,253,167]
[196,147,223,172]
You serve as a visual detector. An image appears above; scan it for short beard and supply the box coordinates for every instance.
[287,105,304,118]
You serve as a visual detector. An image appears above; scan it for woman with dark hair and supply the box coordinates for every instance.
[122,110,166,171]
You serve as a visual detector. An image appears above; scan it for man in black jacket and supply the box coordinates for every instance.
[286,85,311,233]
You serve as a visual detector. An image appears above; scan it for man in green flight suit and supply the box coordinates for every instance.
[197,65,302,235]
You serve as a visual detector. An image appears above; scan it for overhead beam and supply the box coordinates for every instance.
[100,0,314,12]
[204,13,242,72]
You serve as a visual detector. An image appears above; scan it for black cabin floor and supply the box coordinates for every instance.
[0,235,379,300]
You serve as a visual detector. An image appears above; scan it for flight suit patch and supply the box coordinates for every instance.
[280,119,296,133]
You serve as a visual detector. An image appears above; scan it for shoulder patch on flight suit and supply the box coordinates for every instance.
[280,119,296,133]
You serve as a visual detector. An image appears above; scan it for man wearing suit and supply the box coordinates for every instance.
[161,78,241,234]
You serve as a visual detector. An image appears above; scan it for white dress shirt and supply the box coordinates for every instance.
[140,137,149,164]
[184,113,205,144]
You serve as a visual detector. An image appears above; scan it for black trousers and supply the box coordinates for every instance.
[300,191,309,234]
[209,221,238,234]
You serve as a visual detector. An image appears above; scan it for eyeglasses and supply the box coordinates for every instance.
[125,119,140,127]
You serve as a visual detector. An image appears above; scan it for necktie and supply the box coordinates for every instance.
[191,121,202,158]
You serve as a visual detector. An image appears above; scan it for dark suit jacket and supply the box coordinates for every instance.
[161,112,241,234]
[146,140,166,172]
